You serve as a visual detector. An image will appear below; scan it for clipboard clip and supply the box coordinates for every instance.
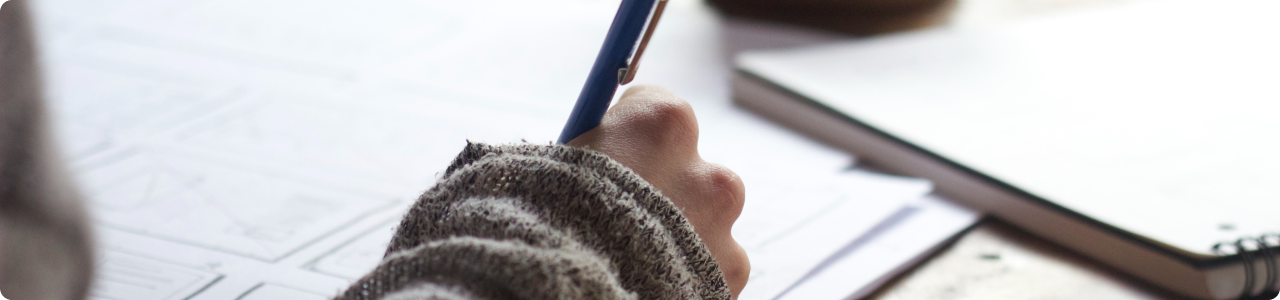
[618,0,669,85]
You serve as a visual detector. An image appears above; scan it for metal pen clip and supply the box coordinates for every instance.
[618,0,669,85]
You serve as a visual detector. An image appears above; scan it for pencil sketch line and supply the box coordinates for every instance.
[152,155,279,258]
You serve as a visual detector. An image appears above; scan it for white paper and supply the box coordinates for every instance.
[90,251,221,300]
[735,171,933,300]
[305,219,401,280]
[237,284,328,300]
[778,195,980,300]
[77,147,396,261]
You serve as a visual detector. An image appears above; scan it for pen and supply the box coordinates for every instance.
[557,0,668,144]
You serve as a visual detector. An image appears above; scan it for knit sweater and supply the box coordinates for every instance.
[335,143,731,300]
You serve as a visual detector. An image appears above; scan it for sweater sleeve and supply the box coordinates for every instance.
[334,142,731,300]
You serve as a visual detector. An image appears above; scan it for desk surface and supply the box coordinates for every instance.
[867,219,1182,300]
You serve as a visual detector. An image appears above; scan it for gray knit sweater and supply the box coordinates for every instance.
[335,143,731,300]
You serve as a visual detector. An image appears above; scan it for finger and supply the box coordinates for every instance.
[569,86,701,185]
[680,162,745,229]
[606,85,699,155]
[699,231,750,290]
[715,240,750,299]
[567,85,697,152]
[675,161,748,297]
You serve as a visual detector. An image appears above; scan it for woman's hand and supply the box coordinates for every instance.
[567,85,750,298]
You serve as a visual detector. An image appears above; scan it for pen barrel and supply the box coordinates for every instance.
[557,0,658,144]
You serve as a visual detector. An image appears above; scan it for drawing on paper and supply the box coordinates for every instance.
[77,149,395,261]
[235,283,327,300]
[89,251,222,300]
[306,219,401,280]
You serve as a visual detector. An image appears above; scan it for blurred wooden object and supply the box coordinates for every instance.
[706,0,956,36]
[865,219,1185,300]
[947,0,1159,27]
[707,0,1163,35]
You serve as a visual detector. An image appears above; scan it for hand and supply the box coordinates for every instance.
[567,85,750,298]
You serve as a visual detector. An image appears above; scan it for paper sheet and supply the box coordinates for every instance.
[778,195,980,300]
[27,0,951,298]
[735,171,932,300]
[90,251,221,300]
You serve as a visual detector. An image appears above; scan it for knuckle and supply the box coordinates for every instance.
[619,96,698,147]
[645,97,695,125]
[701,164,745,213]
[713,243,751,292]
[722,257,751,287]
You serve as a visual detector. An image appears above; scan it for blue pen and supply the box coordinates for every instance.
[557,0,669,144]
